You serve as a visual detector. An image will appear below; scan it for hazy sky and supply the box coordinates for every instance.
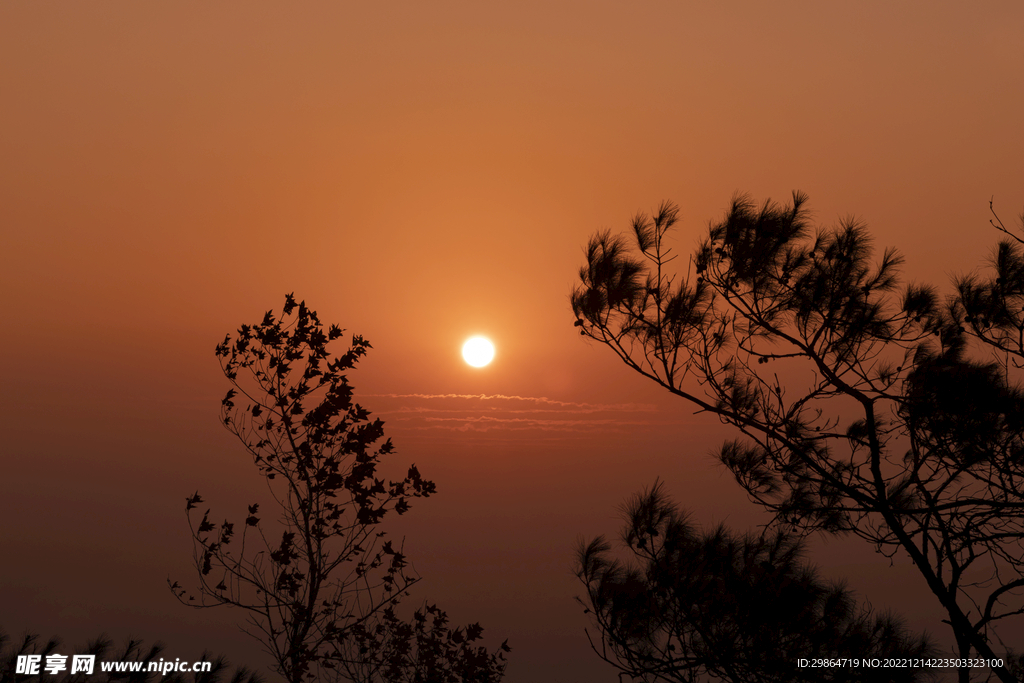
[2,2,1023,681]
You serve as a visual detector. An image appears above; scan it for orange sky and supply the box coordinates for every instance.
[2,2,1023,681]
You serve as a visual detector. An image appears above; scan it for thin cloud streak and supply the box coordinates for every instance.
[365,392,679,437]
[412,417,683,433]
[365,393,656,411]
[386,407,657,416]
[420,416,665,426]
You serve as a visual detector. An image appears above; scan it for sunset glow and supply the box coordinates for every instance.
[3,2,1023,681]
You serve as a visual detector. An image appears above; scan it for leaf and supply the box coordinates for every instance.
[198,511,215,534]
[201,549,213,575]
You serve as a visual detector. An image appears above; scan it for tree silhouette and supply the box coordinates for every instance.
[340,603,510,683]
[170,294,507,683]
[953,201,1024,366]
[571,195,1024,683]
[575,482,933,683]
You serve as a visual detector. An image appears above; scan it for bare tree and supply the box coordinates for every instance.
[571,195,1024,682]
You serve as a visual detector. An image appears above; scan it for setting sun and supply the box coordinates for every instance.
[462,336,495,367]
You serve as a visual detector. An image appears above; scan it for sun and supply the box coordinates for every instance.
[462,336,495,367]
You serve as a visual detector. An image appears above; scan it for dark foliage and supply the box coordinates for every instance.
[340,604,510,683]
[953,202,1024,365]
[170,294,507,683]
[576,483,934,683]
[572,195,1024,682]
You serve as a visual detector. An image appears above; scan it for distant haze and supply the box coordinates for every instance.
[2,2,1022,681]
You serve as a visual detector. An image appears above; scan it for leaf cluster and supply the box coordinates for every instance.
[337,604,510,683]
[170,294,439,683]
[572,194,1024,679]
[575,483,933,683]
